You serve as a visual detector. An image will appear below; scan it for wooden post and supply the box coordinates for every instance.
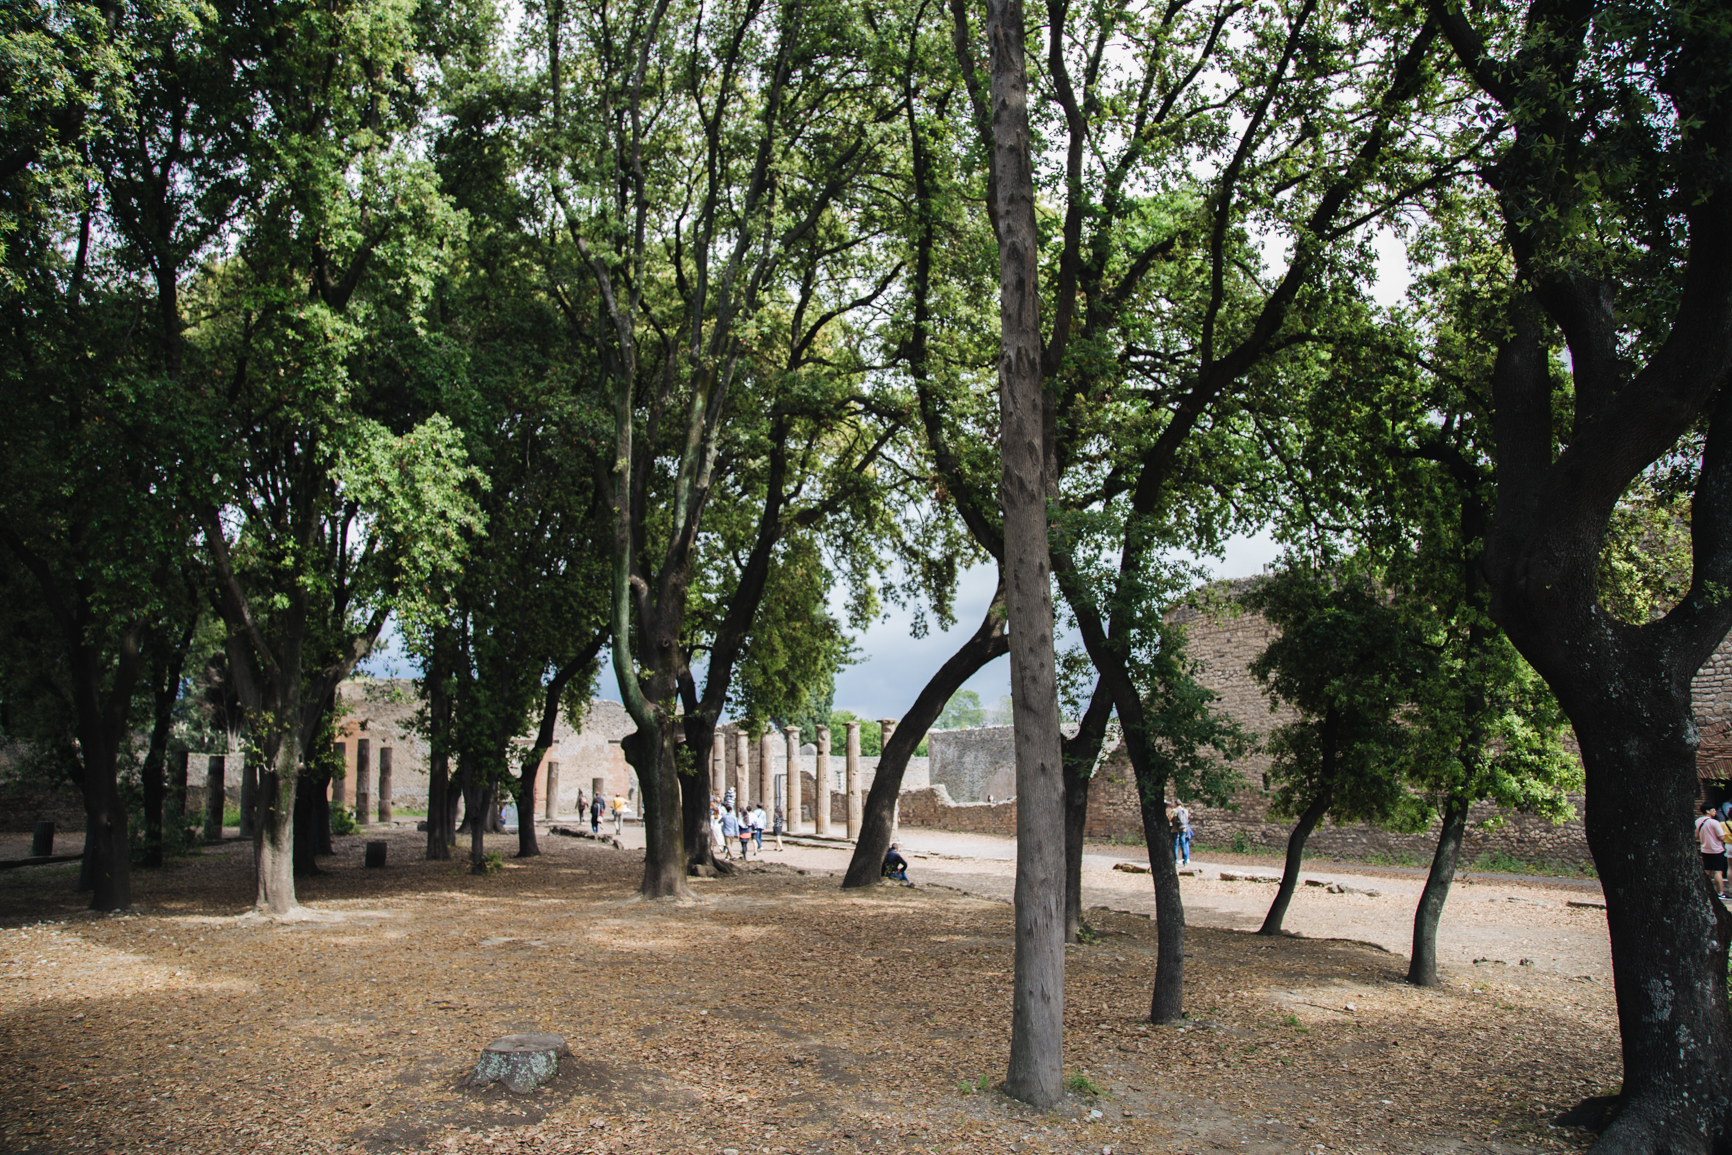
[815,725,831,836]
[845,721,862,839]
[203,755,224,841]
[785,726,802,835]
[354,738,371,825]
[378,746,393,824]
[545,760,560,820]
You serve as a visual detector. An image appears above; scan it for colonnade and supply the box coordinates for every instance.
[707,718,899,841]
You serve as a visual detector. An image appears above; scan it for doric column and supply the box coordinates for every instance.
[354,738,372,825]
[332,742,347,807]
[815,725,832,836]
[845,721,862,839]
[203,755,225,841]
[735,729,750,804]
[711,739,724,798]
[378,746,394,824]
[545,760,560,820]
[785,726,802,835]
[759,730,776,816]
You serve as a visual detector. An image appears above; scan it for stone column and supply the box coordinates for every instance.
[169,749,189,822]
[238,752,257,838]
[354,738,371,825]
[711,740,724,798]
[734,730,750,804]
[378,746,394,824]
[845,721,862,839]
[759,730,776,816]
[814,725,832,836]
[785,726,802,835]
[545,761,560,820]
[332,742,347,808]
[203,754,224,841]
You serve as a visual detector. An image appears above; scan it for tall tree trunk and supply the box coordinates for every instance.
[80,773,130,911]
[1131,770,1184,1022]
[1062,680,1115,942]
[312,766,334,856]
[467,777,492,874]
[254,711,303,915]
[843,576,1008,888]
[426,641,454,860]
[628,724,689,898]
[682,724,718,874]
[292,771,321,876]
[1408,795,1469,986]
[989,0,1065,1105]
[1260,786,1333,936]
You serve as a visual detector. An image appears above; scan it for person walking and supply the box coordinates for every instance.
[736,806,754,861]
[589,792,604,835]
[719,803,740,860]
[1697,804,1728,899]
[1173,801,1193,866]
[772,805,785,850]
[612,793,626,835]
[749,802,767,853]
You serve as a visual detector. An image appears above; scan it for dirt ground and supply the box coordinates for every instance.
[0,826,1620,1155]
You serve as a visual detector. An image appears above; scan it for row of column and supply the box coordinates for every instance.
[333,739,396,824]
[707,718,898,840]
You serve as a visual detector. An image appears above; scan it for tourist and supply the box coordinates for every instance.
[772,805,785,850]
[883,843,911,885]
[589,793,604,835]
[719,803,740,859]
[749,802,767,852]
[737,806,754,860]
[710,797,725,857]
[612,792,626,835]
[1697,804,1728,899]
[1173,801,1193,865]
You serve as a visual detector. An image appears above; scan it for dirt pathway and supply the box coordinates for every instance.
[0,826,1620,1155]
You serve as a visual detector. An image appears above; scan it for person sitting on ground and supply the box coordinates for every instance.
[1697,804,1728,900]
[883,843,911,885]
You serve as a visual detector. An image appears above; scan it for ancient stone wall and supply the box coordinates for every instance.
[927,726,1017,802]
[333,682,636,816]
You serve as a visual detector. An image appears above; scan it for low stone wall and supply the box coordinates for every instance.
[0,782,85,833]
[897,786,1017,835]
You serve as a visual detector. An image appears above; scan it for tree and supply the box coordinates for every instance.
[183,0,485,914]
[981,0,1067,1107]
[1421,3,1732,1141]
[537,0,917,896]
[1243,564,1420,936]
[936,690,986,730]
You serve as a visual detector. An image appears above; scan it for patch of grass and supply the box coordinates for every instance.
[480,850,505,874]
[1467,850,1598,880]
[1362,851,1424,868]
[1231,830,1252,855]
[1064,1072,1101,1097]
[1280,1014,1309,1033]
[222,808,242,828]
[956,1073,992,1095]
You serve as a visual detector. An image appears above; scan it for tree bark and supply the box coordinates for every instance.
[1063,679,1116,942]
[1408,795,1468,985]
[1260,786,1332,937]
[681,723,718,875]
[843,575,1008,888]
[989,0,1065,1105]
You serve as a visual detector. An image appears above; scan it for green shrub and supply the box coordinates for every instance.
[1231,830,1251,855]
[330,807,358,836]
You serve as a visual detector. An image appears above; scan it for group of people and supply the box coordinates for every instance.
[1696,801,1732,898]
[709,789,784,860]
[581,791,629,836]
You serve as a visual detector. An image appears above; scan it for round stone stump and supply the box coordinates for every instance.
[470,1034,570,1093]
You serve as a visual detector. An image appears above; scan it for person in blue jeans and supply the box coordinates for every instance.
[719,804,741,859]
[1172,802,1192,865]
[883,844,911,884]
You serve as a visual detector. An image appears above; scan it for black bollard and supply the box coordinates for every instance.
[363,840,388,868]
[31,821,53,857]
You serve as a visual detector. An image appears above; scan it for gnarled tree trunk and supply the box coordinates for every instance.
[1408,795,1468,986]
